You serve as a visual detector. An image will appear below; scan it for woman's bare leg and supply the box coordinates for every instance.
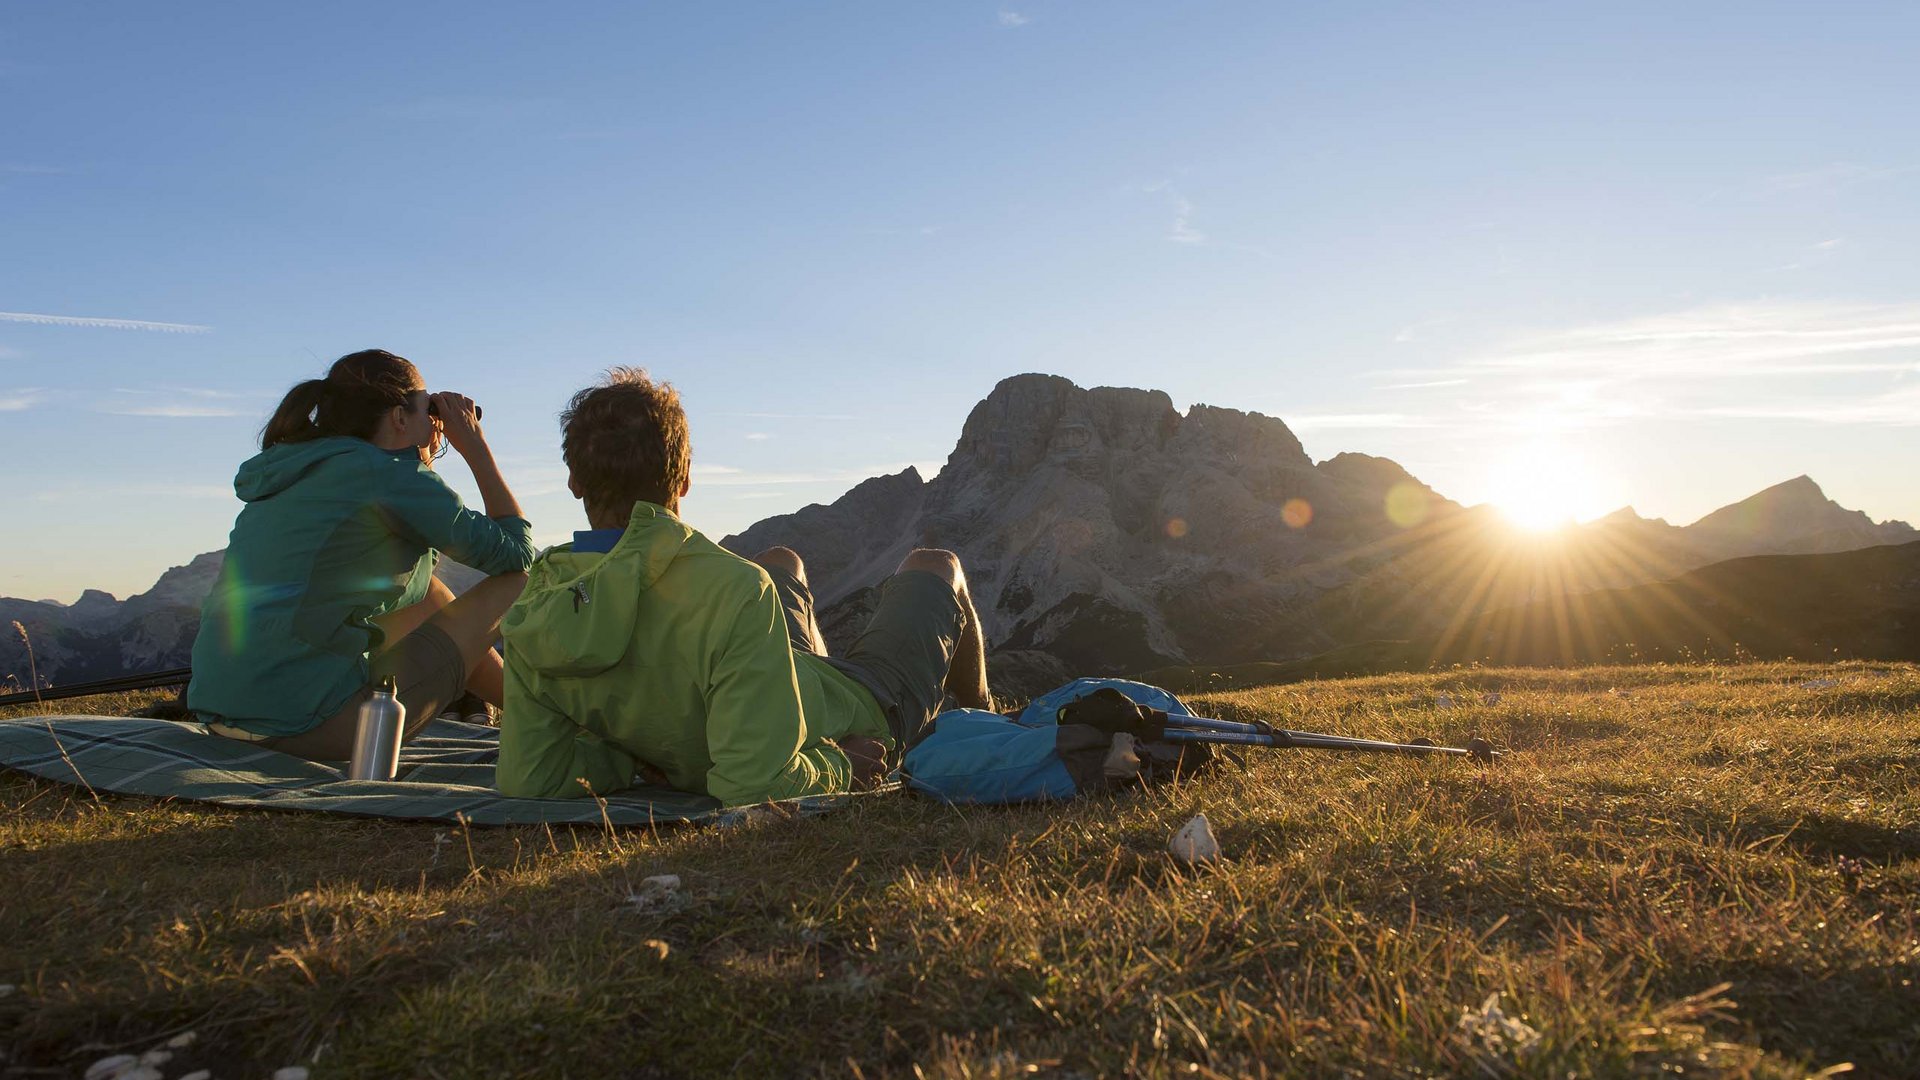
[422,573,526,708]
[372,574,510,706]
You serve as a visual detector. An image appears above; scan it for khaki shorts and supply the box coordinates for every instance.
[209,622,466,761]
[764,567,965,748]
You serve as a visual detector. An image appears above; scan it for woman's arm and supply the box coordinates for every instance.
[431,391,523,520]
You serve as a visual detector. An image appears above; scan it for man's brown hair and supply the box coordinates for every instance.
[561,368,692,525]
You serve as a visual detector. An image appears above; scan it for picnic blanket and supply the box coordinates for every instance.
[0,715,857,827]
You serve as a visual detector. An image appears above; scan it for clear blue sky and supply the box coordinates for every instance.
[5,2,1917,601]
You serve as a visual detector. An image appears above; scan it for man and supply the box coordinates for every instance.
[495,368,993,806]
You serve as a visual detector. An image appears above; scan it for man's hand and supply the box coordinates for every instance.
[430,391,487,460]
[838,736,889,790]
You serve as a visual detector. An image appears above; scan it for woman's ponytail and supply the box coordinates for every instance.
[260,379,331,449]
[258,350,425,451]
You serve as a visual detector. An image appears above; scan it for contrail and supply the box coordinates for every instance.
[0,311,211,333]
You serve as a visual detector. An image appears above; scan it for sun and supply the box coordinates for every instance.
[1482,441,1603,533]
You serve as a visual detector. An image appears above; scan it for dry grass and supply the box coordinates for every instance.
[2,662,1916,1078]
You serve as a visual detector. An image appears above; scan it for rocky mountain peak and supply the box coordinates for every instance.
[950,373,1180,477]
[1170,404,1310,475]
[1687,474,1913,554]
[131,551,226,610]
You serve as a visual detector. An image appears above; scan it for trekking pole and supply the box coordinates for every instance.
[1160,724,1499,761]
[0,666,192,709]
[1056,687,1500,763]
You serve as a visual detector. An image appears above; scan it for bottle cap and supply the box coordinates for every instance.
[379,675,399,696]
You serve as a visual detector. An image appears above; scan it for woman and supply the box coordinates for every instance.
[188,349,536,759]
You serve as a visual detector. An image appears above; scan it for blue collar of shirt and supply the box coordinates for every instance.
[571,528,626,554]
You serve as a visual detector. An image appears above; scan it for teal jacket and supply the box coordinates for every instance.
[497,502,885,806]
[188,437,535,736]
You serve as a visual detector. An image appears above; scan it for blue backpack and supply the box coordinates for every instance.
[900,677,1223,804]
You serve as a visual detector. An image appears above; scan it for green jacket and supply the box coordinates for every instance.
[496,502,885,806]
[188,437,535,736]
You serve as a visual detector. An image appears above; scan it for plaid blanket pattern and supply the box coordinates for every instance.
[0,715,856,827]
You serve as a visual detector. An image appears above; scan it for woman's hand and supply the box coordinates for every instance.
[429,392,486,459]
[430,390,523,520]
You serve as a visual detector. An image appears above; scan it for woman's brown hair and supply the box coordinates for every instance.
[260,349,425,450]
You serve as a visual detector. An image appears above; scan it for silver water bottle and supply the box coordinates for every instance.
[347,676,405,781]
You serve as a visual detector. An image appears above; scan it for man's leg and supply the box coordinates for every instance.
[754,546,829,654]
[893,549,993,712]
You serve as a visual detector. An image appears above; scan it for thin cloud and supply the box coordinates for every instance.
[1379,378,1470,390]
[997,11,1031,27]
[0,164,69,175]
[1351,300,1920,433]
[1814,237,1845,250]
[0,311,211,333]
[1699,382,1920,426]
[1168,193,1204,244]
[1761,162,1903,193]
[100,403,249,418]
[98,387,266,417]
[1286,413,1435,431]
[1481,302,1920,377]
[0,389,46,412]
[110,385,268,400]
[744,432,772,441]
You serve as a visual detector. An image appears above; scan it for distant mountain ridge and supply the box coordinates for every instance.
[4,374,1914,692]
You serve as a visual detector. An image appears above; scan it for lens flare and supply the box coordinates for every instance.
[1282,498,1313,529]
[1384,483,1432,528]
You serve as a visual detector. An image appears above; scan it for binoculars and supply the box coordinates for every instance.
[427,399,482,420]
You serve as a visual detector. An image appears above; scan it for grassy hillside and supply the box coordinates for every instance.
[3,663,1917,1077]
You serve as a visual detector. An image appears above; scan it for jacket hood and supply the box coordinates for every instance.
[502,503,693,677]
[235,438,386,501]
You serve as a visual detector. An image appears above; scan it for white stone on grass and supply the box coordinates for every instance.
[85,1055,138,1080]
[138,1048,172,1066]
[274,1067,312,1080]
[1456,991,1542,1059]
[166,1030,199,1049]
[1168,813,1221,864]
[180,1072,213,1080]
